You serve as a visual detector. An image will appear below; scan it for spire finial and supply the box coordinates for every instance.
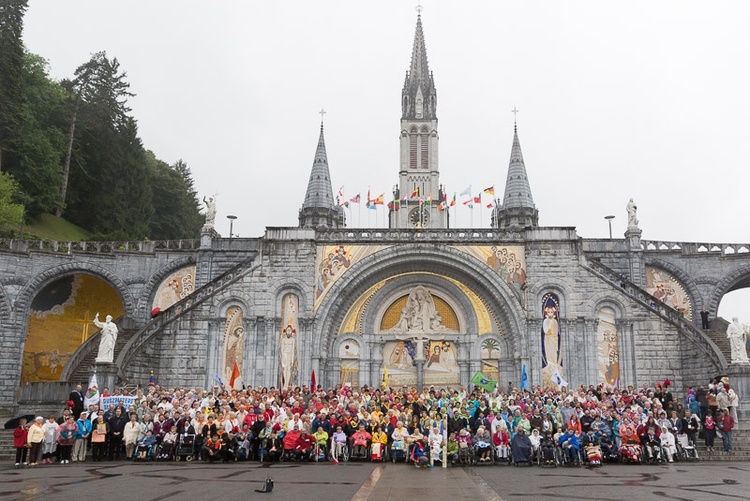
[319,108,326,127]
[416,3,423,16]
[511,107,519,130]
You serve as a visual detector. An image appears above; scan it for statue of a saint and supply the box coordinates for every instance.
[280,324,296,387]
[203,196,217,227]
[542,305,560,367]
[626,198,639,229]
[727,317,749,364]
[93,313,118,363]
[385,286,456,334]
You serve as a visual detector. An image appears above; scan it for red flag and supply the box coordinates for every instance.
[486,202,494,209]
[229,362,240,388]
[311,370,317,389]
[474,193,482,204]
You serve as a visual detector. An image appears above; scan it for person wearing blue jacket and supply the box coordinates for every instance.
[558,427,580,462]
[73,411,92,462]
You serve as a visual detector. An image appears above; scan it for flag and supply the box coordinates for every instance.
[521,364,529,390]
[459,186,472,197]
[483,186,495,196]
[401,194,408,205]
[462,199,474,208]
[229,362,241,389]
[387,199,400,210]
[374,194,384,205]
[410,187,419,198]
[340,200,350,208]
[332,451,339,465]
[382,364,389,388]
[425,195,432,206]
[470,371,497,392]
[350,194,360,204]
[449,193,456,207]
[148,372,156,387]
[438,201,446,211]
[213,374,224,387]
[551,369,568,389]
[366,188,372,208]
[486,202,494,209]
[474,193,482,204]
[311,370,317,389]
[83,373,100,408]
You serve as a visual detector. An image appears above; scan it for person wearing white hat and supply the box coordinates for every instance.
[27,417,45,466]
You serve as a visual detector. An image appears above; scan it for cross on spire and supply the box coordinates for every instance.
[319,108,327,124]
[416,3,423,15]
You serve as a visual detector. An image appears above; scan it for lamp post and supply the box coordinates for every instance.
[227,215,237,238]
[604,215,615,239]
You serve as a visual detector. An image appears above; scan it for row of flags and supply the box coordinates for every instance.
[336,186,499,211]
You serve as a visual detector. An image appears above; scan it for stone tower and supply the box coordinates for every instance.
[299,122,345,229]
[492,123,539,230]
[389,12,446,229]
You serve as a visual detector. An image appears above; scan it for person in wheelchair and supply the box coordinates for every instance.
[492,426,510,462]
[582,429,602,466]
[350,424,372,459]
[641,426,662,464]
[540,430,557,465]
[511,426,532,465]
[371,425,387,461]
[135,430,156,459]
[457,429,473,463]
[474,425,493,462]
[156,426,178,459]
[282,429,301,460]
[599,432,617,460]
[313,426,329,460]
[529,429,542,461]
[557,427,581,464]
[331,425,348,459]
[659,425,677,463]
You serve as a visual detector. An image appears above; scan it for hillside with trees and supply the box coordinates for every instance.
[0,0,203,240]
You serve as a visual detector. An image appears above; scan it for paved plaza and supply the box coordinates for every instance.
[1,461,749,501]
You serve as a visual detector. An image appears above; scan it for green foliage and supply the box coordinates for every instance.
[0,0,29,167]
[0,171,24,234]
[147,156,203,240]
[24,213,91,241]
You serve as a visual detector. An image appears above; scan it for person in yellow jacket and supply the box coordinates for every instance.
[27,417,46,466]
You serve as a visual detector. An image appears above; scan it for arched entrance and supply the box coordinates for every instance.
[314,245,526,390]
[22,273,125,382]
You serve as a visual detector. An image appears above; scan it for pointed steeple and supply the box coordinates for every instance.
[493,122,539,230]
[299,121,345,229]
[401,12,437,120]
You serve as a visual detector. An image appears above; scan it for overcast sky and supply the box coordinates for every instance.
[23,1,750,319]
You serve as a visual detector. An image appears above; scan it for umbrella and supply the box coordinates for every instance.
[4,414,35,430]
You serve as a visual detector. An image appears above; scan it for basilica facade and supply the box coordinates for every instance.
[6,13,742,415]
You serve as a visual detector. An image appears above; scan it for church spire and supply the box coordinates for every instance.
[401,11,437,120]
[299,118,345,229]
[493,120,539,230]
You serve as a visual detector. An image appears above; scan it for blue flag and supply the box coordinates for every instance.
[521,364,529,390]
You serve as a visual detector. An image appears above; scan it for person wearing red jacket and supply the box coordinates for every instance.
[719,409,735,452]
[295,431,313,460]
[13,418,29,467]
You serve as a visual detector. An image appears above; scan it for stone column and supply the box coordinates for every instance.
[415,360,425,392]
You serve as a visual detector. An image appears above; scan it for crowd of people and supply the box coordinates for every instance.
[11,376,738,468]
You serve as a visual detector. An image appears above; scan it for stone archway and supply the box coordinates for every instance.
[314,245,526,389]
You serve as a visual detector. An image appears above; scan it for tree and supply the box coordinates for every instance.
[0,171,24,234]
[482,338,500,359]
[0,0,29,170]
[57,51,133,217]
[148,157,203,239]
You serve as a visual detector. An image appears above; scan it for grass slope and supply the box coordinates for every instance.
[25,214,92,241]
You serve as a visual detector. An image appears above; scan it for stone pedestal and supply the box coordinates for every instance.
[90,362,118,394]
[625,227,642,248]
[726,363,750,421]
[200,226,219,249]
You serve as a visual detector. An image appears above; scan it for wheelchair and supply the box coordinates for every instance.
[558,445,583,467]
[349,438,370,461]
[457,442,476,465]
[676,434,700,461]
[331,440,350,463]
[390,440,408,463]
[493,444,511,465]
[133,443,154,462]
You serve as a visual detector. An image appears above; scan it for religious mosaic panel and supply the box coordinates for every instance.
[540,293,565,390]
[151,265,196,313]
[339,339,361,387]
[382,340,460,387]
[452,245,527,289]
[278,293,300,388]
[481,338,501,385]
[645,266,693,320]
[23,274,124,382]
[221,306,245,389]
[379,286,460,333]
[596,306,620,388]
[314,244,390,312]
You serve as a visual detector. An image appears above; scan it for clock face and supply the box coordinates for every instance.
[409,208,429,228]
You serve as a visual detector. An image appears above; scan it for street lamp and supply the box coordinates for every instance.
[604,215,615,239]
[227,215,237,238]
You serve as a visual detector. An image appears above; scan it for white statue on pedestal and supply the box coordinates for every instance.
[626,198,639,229]
[93,313,118,363]
[727,317,749,364]
[203,196,217,228]
[385,286,457,334]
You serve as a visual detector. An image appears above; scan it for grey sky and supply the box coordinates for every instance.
[22,1,750,319]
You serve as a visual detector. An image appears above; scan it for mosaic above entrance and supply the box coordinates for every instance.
[314,245,390,312]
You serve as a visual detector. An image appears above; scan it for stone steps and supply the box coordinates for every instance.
[704,329,731,363]
[69,328,138,385]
